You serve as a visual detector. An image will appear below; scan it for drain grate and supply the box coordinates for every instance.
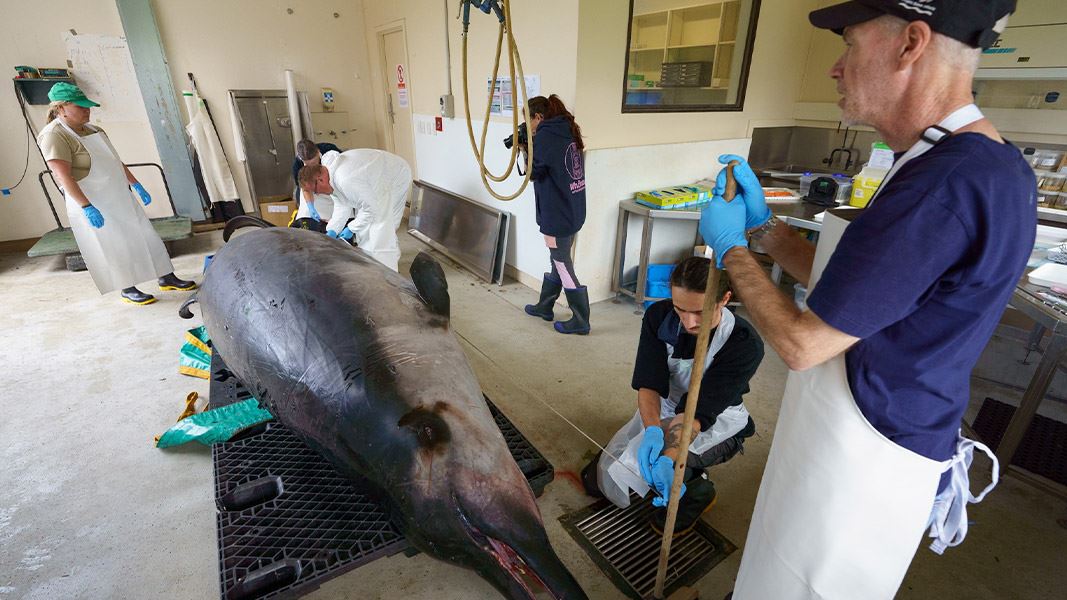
[560,497,735,600]
[208,352,555,599]
[972,397,1067,486]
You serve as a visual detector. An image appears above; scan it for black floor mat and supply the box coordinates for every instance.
[559,495,735,600]
[208,352,555,599]
[972,397,1067,485]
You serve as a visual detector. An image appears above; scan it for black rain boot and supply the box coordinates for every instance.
[158,273,197,291]
[554,286,591,335]
[524,273,562,321]
[650,476,717,537]
[121,286,157,305]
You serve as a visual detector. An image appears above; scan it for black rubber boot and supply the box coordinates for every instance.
[524,273,562,321]
[121,286,157,305]
[554,286,591,335]
[158,273,197,291]
[650,477,717,537]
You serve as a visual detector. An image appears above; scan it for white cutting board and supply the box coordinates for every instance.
[1028,262,1067,288]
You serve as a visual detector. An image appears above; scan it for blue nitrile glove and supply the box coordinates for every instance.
[339,228,354,241]
[326,230,339,238]
[132,182,151,206]
[715,154,770,230]
[638,426,665,486]
[83,205,105,228]
[306,202,321,221]
[650,455,686,507]
[699,194,748,268]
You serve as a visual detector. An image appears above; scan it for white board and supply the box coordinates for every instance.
[62,33,147,123]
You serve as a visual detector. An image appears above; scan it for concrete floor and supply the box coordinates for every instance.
[1,228,1065,600]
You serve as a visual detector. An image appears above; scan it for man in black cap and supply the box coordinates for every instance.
[696,1,1033,598]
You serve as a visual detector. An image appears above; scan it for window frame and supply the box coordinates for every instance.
[620,0,763,113]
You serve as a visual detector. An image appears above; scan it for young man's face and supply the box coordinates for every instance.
[313,169,333,195]
[671,287,731,335]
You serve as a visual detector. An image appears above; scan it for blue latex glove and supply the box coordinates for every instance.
[650,455,686,507]
[82,205,105,228]
[714,154,770,230]
[339,228,354,241]
[131,182,151,206]
[638,426,665,486]
[326,230,339,239]
[306,202,321,221]
[699,194,748,268]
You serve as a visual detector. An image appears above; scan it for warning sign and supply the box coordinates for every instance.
[396,64,409,108]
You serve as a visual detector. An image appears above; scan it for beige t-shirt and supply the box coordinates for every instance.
[37,120,96,181]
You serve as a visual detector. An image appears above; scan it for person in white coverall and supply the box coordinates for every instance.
[297,149,412,271]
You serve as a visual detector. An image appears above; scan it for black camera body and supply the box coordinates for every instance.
[503,122,528,149]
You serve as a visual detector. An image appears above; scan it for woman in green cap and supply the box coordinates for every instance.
[38,81,195,305]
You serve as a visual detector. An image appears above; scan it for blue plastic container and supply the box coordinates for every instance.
[642,263,675,310]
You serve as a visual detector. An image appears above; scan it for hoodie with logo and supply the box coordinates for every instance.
[530,116,586,237]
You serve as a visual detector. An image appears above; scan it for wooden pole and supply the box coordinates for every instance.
[652,161,738,599]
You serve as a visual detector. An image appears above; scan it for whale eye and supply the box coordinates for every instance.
[397,406,451,451]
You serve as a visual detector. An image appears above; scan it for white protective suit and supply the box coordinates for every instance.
[323,149,412,271]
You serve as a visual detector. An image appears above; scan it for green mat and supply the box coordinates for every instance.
[155,398,274,449]
[179,326,212,379]
[27,216,193,257]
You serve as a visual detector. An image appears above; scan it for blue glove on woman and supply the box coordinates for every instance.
[307,202,321,221]
[715,154,770,229]
[326,230,339,239]
[638,425,665,486]
[83,205,105,229]
[650,455,686,507]
[131,182,151,206]
[699,193,748,268]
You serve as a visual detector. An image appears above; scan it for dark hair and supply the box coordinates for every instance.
[526,94,584,152]
[297,164,326,191]
[296,139,319,162]
[669,256,731,301]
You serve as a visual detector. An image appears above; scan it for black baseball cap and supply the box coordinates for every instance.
[809,0,1015,49]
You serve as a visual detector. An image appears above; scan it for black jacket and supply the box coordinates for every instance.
[632,300,764,431]
[531,116,586,237]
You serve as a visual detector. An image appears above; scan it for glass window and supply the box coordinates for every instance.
[623,0,761,112]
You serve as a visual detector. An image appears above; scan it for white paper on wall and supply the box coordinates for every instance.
[485,75,540,117]
[62,33,148,123]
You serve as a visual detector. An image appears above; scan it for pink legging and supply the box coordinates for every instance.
[546,234,580,289]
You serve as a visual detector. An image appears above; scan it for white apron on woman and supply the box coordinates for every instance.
[598,307,751,508]
[48,120,173,294]
[732,105,999,600]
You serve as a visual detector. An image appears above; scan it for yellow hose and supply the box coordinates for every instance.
[460,0,533,201]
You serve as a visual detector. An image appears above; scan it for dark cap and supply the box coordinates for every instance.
[809,0,1015,49]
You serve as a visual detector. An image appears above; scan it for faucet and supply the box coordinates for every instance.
[823,125,857,171]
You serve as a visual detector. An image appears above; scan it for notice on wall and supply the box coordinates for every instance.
[395,64,409,108]
[486,75,540,117]
[62,33,147,123]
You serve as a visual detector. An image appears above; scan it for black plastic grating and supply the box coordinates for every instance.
[559,496,735,600]
[972,397,1067,485]
[209,352,555,599]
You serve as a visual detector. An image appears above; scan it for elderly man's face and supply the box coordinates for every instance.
[314,170,333,195]
[830,18,899,127]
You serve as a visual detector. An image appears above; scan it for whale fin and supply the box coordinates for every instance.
[410,252,449,319]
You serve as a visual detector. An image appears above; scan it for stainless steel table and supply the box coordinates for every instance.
[999,283,1067,497]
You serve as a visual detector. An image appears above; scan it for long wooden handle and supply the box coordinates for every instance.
[652,161,738,599]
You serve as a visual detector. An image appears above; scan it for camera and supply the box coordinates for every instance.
[503,122,528,149]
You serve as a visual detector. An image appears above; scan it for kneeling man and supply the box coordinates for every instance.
[583,255,764,535]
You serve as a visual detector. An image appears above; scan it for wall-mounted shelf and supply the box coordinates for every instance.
[13,77,75,105]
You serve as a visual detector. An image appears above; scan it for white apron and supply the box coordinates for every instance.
[52,120,173,294]
[598,307,751,508]
[733,105,999,600]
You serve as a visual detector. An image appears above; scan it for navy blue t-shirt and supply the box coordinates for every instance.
[807,133,1036,467]
[531,116,586,237]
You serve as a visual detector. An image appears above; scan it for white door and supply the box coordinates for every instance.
[379,27,417,176]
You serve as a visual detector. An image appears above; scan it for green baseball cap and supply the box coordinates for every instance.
[47,82,100,108]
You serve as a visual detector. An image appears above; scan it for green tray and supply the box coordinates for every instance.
[27,216,193,258]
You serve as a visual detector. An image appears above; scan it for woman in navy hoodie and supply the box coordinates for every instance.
[521,95,590,334]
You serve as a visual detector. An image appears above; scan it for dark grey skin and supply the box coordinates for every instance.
[181,228,585,600]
